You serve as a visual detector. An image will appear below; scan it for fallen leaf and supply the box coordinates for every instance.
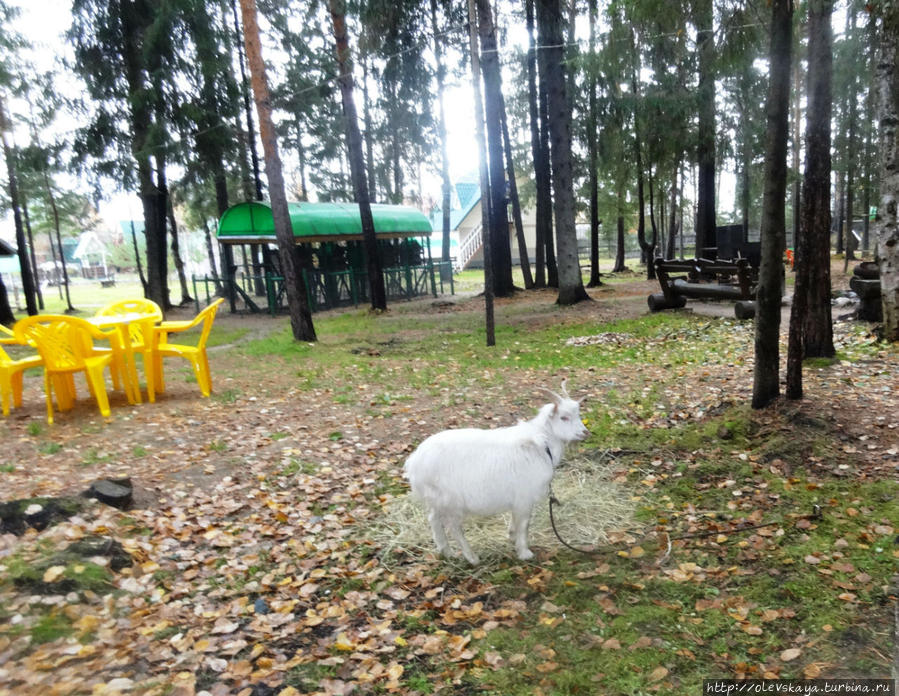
[42,566,66,583]
[780,648,802,662]
[649,666,668,682]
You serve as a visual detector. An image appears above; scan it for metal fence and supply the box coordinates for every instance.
[192,260,454,315]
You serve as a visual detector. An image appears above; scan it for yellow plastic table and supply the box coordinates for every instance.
[86,312,159,405]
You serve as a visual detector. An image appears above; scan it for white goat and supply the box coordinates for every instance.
[403,381,588,564]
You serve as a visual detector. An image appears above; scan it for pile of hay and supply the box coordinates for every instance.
[370,451,642,567]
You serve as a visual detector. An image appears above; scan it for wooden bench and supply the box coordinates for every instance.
[648,258,757,314]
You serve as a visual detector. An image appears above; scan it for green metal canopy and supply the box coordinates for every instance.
[217,201,432,244]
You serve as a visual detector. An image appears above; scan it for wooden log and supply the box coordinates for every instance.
[671,278,746,300]
[734,300,756,320]
[648,292,687,311]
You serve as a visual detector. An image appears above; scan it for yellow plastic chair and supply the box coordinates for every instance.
[151,298,224,399]
[95,299,163,402]
[14,315,120,424]
[0,324,17,346]
[0,344,43,416]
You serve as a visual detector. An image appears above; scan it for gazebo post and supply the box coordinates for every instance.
[221,242,237,313]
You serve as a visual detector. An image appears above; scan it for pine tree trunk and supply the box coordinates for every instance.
[21,199,44,310]
[526,0,548,288]
[361,57,377,203]
[799,0,835,360]
[202,218,223,293]
[240,0,316,341]
[666,157,681,259]
[501,97,533,289]
[752,0,793,409]
[0,96,38,316]
[875,2,899,341]
[613,185,627,272]
[695,0,716,259]
[467,0,495,345]
[329,0,387,311]
[0,274,12,325]
[41,158,74,311]
[476,0,514,297]
[536,6,558,288]
[586,0,601,287]
[430,0,453,279]
[788,0,835,396]
[167,196,193,304]
[791,35,803,251]
[843,10,859,266]
[129,219,148,296]
[537,0,588,305]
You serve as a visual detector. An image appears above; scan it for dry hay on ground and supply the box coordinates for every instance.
[370,451,641,568]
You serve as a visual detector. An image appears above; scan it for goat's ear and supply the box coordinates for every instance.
[537,387,562,404]
[577,396,586,404]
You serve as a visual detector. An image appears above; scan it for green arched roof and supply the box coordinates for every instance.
[217,201,432,244]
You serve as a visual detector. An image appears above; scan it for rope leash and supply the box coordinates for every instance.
[548,488,823,561]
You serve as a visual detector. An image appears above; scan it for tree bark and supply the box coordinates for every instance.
[536,0,589,305]
[476,0,514,297]
[526,0,548,288]
[791,29,803,251]
[875,2,899,341]
[843,8,859,267]
[787,0,835,397]
[752,0,793,410]
[0,274,12,325]
[329,0,387,312]
[202,218,223,293]
[799,0,835,360]
[536,2,558,288]
[167,196,193,305]
[501,96,534,289]
[430,0,453,279]
[21,199,44,310]
[632,50,656,281]
[695,0,716,259]
[240,0,316,341]
[586,0,601,287]
[666,157,681,259]
[613,184,627,272]
[361,56,377,203]
[467,0,495,345]
[0,95,38,316]
[40,153,74,311]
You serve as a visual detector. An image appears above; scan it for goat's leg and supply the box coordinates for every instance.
[511,507,534,560]
[445,514,479,565]
[427,509,450,557]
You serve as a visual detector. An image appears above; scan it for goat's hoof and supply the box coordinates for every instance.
[465,554,480,565]
[516,549,535,561]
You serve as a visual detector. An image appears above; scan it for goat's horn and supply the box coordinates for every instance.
[560,379,571,399]
[537,387,562,404]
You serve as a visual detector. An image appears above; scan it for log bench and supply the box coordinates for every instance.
[648,257,757,315]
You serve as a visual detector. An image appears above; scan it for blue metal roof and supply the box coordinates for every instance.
[428,176,482,233]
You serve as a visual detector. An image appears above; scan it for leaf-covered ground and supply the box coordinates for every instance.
[1,268,897,695]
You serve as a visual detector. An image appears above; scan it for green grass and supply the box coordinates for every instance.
[29,612,74,644]
[38,442,63,455]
